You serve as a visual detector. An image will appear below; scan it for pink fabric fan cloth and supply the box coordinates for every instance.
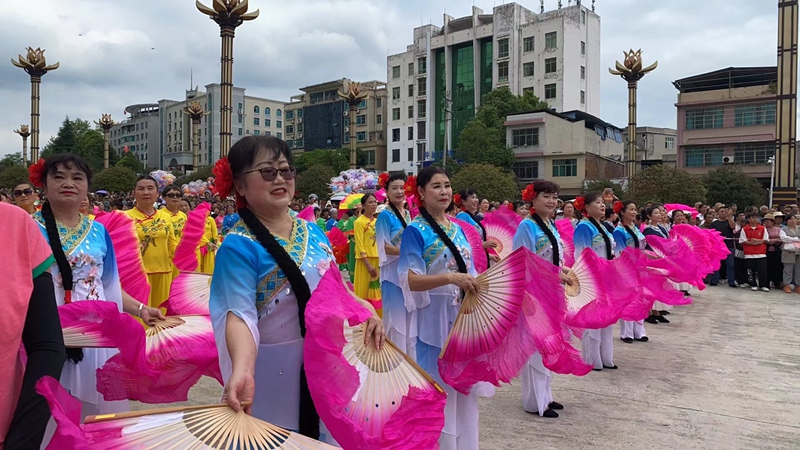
[173,203,211,272]
[451,216,488,273]
[94,211,151,304]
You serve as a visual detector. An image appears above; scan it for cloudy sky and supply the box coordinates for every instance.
[0,0,780,156]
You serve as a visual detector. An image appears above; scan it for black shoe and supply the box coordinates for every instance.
[655,315,670,323]
[645,316,658,324]
[542,408,559,418]
[635,336,649,342]
[660,310,671,315]
[592,368,602,372]
[710,283,718,286]
[548,401,564,410]
[603,365,618,369]
[621,337,634,343]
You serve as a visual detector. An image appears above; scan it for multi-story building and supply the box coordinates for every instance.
[110,103,161,170]
[622,126,678,169]
[505,109,624,196]
[673,67,778,186]
[283,79,387,171]
[386,2,601,174]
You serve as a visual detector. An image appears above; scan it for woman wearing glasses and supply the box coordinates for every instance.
[162,185,188,235]
[13,182,39,215]
[125,176,178,309]
[209,136,384,443]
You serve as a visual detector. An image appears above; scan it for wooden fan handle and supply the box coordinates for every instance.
[84,402,253,423]
[384,339,445,394]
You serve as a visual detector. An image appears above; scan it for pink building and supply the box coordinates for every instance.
[673,67,778,187]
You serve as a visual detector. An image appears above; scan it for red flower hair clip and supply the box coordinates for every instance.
[213,157,246,208]
[453,193,462,208]
[507,203,516,212]
[28,158,46,188]
[613,200,624,215]
[378,172,390,190]
[573,196,585,212]
[403,175,417,199]
[521,184,536,203]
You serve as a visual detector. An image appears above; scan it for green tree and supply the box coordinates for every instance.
[116,151,145,174]
[582,179,623,196]
[91,166,137,193]
[174,165,215,188]
[626,164,707,206]
[703,166,767,208]
[295,164,335,201]
[0,152,23,171]
[294,148,365,173]
[41,118,117,172]
[454,87,548,170]
[451,163,519,202]
[0,165,31,189]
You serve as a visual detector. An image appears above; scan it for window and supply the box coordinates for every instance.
[498,38,510,58]
[685,107,724,130]
[265,107,271,117]
[357,131,367,142]
[265,119,271,127]
[285,110,294,120]
[237,115,242,124]
[545,58,557,74]
[404,148,411,161]
[580,91,586,104]
[286,125,294,134]
[513,161,539,181]
[545,83,557,99]
[392,108,400,120]
[734,143,776,165]
[684,147,723,167]
[365,150,376,166]
[254,117,260,126]
[418,78,427,96]
[417,121,426,140]
[238,103,243,113]
[392,128,400,141]
[581,66,586,80]
[735,103,777,127]
[545,32,557,50]
[417,100,427,118]
[254,105,260,114]
[276,109,282,117]
[512,128,539,147]
[297,123,303,132]
[376,98,382,108]
[276,121,282,128]
[377,114,382,124]
[297,109,303,118]
[523,37,534,53]
[408,127,414,140]
[392,66,401,79]
[238,128,243,136]
[408,62,414,76]
[408,105,414,119]
[498,61,509,83]
[665,137,675,149]
[418,57,427,74]
[581,41,586,56]
[408,84,414,97]
[581,10,586,24]
[392,148,400,162]
[277,132,282,139]
[523,62,535,77]
[392,87,400,100]
[254,130,261,136]
[552,158,578,177]
[358,99,367,109]
[356,114,367,125]
[417,145,424,162]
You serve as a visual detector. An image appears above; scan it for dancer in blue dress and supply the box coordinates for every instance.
[612,200,650,343]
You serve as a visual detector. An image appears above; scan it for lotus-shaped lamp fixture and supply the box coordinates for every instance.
[95,114,115,130]
[185,101,207,122]
[11,47,59,76]
[196,0,259,26]
[14,125,31,137]
[609,49,658,82]
[338,79,369,104]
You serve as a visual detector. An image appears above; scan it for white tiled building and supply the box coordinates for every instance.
[385,2,601,174]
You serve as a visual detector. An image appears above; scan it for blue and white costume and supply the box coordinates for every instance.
[613,224,648,340]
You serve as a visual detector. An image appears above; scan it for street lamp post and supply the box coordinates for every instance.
[95,114,115,169]
[196,0,259,159]
[769,156,776,207]
[14,125,31,166]
[185,101,209,170]
[11,47,59,162]
[609,49,658,178]
[338,79,369,169]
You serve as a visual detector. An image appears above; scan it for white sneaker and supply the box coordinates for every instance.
[761,287,770,292]
[751,286,758,291]
[739,284,749,289]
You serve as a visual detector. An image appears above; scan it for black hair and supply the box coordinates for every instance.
[44,153,93,187]
[110,199,124,210]
[618,201,640,248]
[135,175,159,190]
[580,192,613,259]
[360,192,376,206]
[386,172,407,186]
[13,181,36,191]
[605,207,616,220]
[671,210,686,224]
[459,189,478,209]
[416,167,467,275]
[745,212,759,220]
[180,198,192,208]
[644,204,662,222]
[161,184,181,197]
[531,180,560,198]
[531,214,561,266]
[416,166,448,192]
[445,201,458,214]
[511,200,527,213]
[229,136,317,439]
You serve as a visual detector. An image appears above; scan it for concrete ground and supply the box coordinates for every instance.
[133,285,800,449]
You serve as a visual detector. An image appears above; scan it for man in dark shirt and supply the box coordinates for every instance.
[711,206,737,287]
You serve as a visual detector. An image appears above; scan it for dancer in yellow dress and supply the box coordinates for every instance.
[125,176,178,309]
[197,209,219,275]
[353,193,381,316]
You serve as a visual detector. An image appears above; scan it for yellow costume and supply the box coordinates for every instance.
[197,215,219,275]
[166,210,187,279]
[353,214,381,316]
[125,207,178,308]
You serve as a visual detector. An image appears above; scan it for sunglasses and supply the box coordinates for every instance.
[165,193,182,199]
[13,188,34,197]
[243,166,297,182]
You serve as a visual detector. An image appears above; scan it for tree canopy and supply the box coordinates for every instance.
[450,163,519,202]
[174,165,215,188]
[0,165,32,190]
[91,166,138,193]
[0,152,23,171]
[116,151,145,174]
[41,117,118,172]
[626,164,707,206]
[702,166,767,208]
[295,164,335,201]
[294,148,366,174]
[453,88,548,170]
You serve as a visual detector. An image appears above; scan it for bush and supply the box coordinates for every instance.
[626,164,707,206]
[450,163,519,202]
[295,164,336,202]
[92,166,138,193]
[0,165,31,189]
[703,166,767,208]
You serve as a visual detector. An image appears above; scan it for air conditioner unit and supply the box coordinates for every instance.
[343,111,349,117]
[297,134,303,138]
[722,156,734,164]
[298,118,303,123]
[344,127,350,133]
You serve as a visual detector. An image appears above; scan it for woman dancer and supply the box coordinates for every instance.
[375,172,413,354]
[562,201,578,226]
[512,181,569,419]
[353,193,382,315]
[197,202,220,275]
[781,214,800,293]
[31,154,162,418]
[510,200,529,218]
[457,189,499,263]
[209,136,383,443]
[162,185,187,234]
[642,205,671,323]
[573,192,618,371]
[399,166,488,449]
[12,181,39,215]
[613,201,649,343]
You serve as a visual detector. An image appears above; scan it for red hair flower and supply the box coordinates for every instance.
[378,172,390,190]
[453,193,462,208]
[403,175,417,198]
[573,196,585,212]
[613,200,624,215]
[213,157,247,208]
[28,158,45,188]
[521,184,536,203]
[507,203,515,212]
